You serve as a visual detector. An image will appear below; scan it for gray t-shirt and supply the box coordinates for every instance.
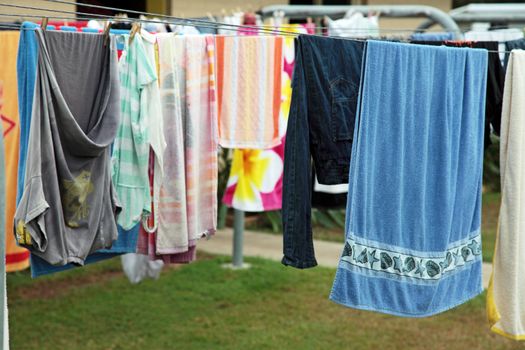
[14,29,121,265]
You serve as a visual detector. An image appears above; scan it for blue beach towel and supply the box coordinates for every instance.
[410,32,455,41]
[16,22,39,205]
[330,40,488,317]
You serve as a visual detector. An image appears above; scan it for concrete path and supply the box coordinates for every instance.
[199,228,492,288]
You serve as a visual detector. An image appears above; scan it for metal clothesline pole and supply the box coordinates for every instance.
[232,210,245,267]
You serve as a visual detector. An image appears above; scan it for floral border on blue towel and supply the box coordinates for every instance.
[340,235,482,281]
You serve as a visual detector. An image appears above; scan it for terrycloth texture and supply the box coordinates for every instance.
[410,32,455,41]
[16,22,38,205]
[15,29,121,265]
[222,27,304,212]
[29,225,137,277]
[156,34,188,254]
[0,31,30,272]
[154,34,217,255]
[136,152,197,264]
[216,35,283,149]
[412,40,505,150]
[330,40,487,317]
[112,34,157,230]
[183,35,218,245]
[487,50,525,340]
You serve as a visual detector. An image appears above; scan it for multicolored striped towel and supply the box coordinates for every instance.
[155,34,218,255]
[216,35,283,149]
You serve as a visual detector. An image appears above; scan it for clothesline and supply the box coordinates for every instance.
[0,2,521,54]
[0,20,517,54]
[0,6,445,36]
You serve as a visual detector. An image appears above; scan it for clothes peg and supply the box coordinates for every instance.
[206,12,215,22]
[129,22,140,45]
[103,22,111,46]
[41,17,49,31]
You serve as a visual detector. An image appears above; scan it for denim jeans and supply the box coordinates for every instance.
[282,35,365,268]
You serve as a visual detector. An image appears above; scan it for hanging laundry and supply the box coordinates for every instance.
[222,25,305,212]
[119,29,167,284]
[413,40,505,150]
[410,32,455,41]
[222,143,284,211]
[330,40,487,317]
[505,38,525,67]
[487,50,525,340]
[136,151,196,264]
[15,26,145,276]
[464,28,523,42]
[121,252,163,284]
[111,33,157,230]
[16,22,38,205]
[282,35,364,269]
[183,36,218,246]
[0,30,30,272]
[325,10,379,38]
[152,34,217,258]
[218,12,244,35]
[465,28,523,62]
[155,34,189,256]
[0,70,9,349]
[216,35,283,149]
[15,29,121,265]
[311,166,348,210]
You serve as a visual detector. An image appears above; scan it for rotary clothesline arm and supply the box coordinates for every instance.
[417,3,525,32]
[260,4,461,39]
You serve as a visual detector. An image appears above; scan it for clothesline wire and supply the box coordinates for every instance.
[0,10,447,42]
[0,1,361,37]
[0,3,250,34]
[0,16,517,54]
[41,0,525,39]
[0,4,519,53]
[39,0,455,36]
[0,24,20,29]
[0,2,450,36]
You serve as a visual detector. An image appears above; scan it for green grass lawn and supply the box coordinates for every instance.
[7,253,522,350]
[481,192,501,263]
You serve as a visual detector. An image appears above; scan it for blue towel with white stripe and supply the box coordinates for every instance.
[330,40,488,317]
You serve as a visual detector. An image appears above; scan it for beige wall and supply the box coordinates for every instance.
[0,0,455,34]
[169,0,454,32]
[367,0,453,32]
[0,0,76,23]
[170,0,285,18]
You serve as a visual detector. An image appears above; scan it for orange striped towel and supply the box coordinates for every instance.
[216,35,283,149]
